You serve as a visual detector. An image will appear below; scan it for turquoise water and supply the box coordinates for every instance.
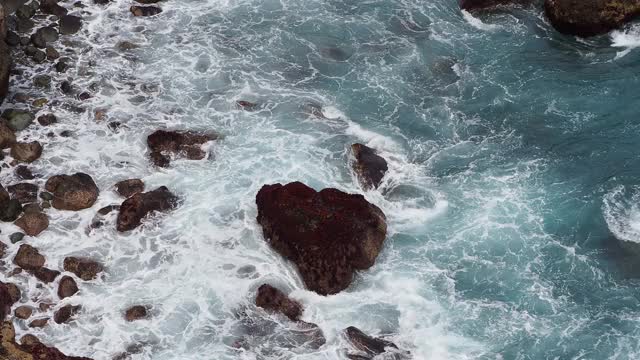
[5,0,640,359]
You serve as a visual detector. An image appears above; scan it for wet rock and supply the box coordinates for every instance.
[115,179,144,198]
[60,80,74,94]
[15,166,35,180]
[147,129,216,167]
[0,29,8,105]
[116,41,138,51]
[1,109,35,131]
[40,0,68,16]
[56,58,71,72]
[256,182,387,295]
[63,257,103,281]
[13,244,45,270]
[6,31,20,46]
[0,282,18,322]
[25,45,46,62]
[31,26,58,48]
[10,141,43,163]
[0,200,23,222]
[45,173,99,211]
[31,98,46,108]
[5,283,20,304]
[59,15,82,35]
[14,305,33,319]
[14,211,48,236]
[1,321,93,359]
[236,100,258,111]
[116,186,178,231]
[28,317,48,328]
[54,304,81,324]
[34,74,52,88]
[0,121,16,148]
[38,114,57,126]
[130,5,162,16]
[351,143,388,190]
[89,205,119,229]
[46,46,60,60]
[125,305,148,321]
[58,276,78,299]
[7,183,38,203]
[16,4,36,19]
[9,232,24,243]
[78,91,91,101]
[255,284,302,321]
[30,267,60,283]
[344,326,408,359]
[459,0,529,10]
[545,0,640,37]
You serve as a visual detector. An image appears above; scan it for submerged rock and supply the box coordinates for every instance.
[10,141,43,163]
[58,276,79,299]
[115,179,144,198]
[147,129,216,167]
[351,143,388,190]
[344,326,409,359]
[37,113,58,126]
[130,5,162,16]
[59,15,82,35]
[45,173,99,210]
[7,183,38,204]
[116,186,178,231]
[54,304,81,324]
[0,282,18,322]
[255,284,303,322]
[256,182,387,295]
[125,305,149,321]
[40,0,68,16]
[13,244,45,270]
[545,0,640,37]
[63,257,103,281]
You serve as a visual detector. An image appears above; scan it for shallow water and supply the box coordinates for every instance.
[3,0,640,359]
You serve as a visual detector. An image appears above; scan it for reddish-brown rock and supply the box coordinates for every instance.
[351,144,388,190]
[13,244,45,270]
[58,276,78,299]
[130,5,162,16]
[14,211,49,236]
[54,304,81,324]
[256,182,387,295]
[30,267,61,283]
[116,186,178,232]
[14,305,33,319]
[124,305,149,321]
[0,282,18,322]
[45,173,99,211]
[146,129,216,167]
[7,183,38,204]
[10,141,43,163]
[255,284,302,321]
[1,321,93,359]
[63,257,103,281]
[344,326,407,359]
[114,179,144,198]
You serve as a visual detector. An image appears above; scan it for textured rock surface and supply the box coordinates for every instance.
[545,0,640,37]
[45,173,99,211]
[116,186,178,231]
[255,284,303,321]
[351,143,388,190]
[63,257,103,281]
[256,182,387,295]
[146,129,216,167]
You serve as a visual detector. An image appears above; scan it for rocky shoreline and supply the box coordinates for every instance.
[0,0,636,358]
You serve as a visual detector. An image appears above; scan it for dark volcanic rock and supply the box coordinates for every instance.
[0,199,23,222]
[351,144,388,190]
[545,0,640,37]
[345,326,407,359]
[63,257,103,281]
[45,173,99,211]
[256,182,387,295]
[255,284,303,321]
[58,276,78,299]
[124,305,148,321]
[59,15,82,35]
[115,179,145,198]
[7,183,38,204]
[0,6,8,106]
[11,141,43,163]
[130,5,162,16]
[13,244,45,270]
[54,304,81,324]
[37,113,58,126]
[1,321,92,359]
[14,210,49,236]
[30,267,61,283]
[147,129,216,167]
[15,165,35,180]
[116,186,178,231]
[40,0,68,16]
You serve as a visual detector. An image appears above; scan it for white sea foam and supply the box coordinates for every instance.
[461,10,501,32]
[611,25,640,59]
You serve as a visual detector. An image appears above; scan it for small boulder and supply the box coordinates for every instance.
[37,113,58,126]
[14,305,33,319]
[124,305,149,321]
[0,200,23,222]
[256,182,387,295]
[7,183,38,204]
[116,186,178,232]
[40,0,68,16]
[30,267,60,283]
[15,166,35,180]
[1,109,35,131]
[130,5,162,16]
[147,129,216,167]
[9,232,24,244]
[28,317,49,328]
[59,15,82,35]
[11,141,43,163]
[53,304,81,324]
[236,100,258,111]
[0,121,16,148]
[351,144,388,190]
[58,276,78,299]
[115,179,144,198]
[255,284,302,321]
[45,173,99,211]
[14,211,49,236]
[13,244,45,270]
[344,326,407,359]
[63,257,103,281]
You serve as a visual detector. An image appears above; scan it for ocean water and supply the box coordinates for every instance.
[3,0,640,359]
